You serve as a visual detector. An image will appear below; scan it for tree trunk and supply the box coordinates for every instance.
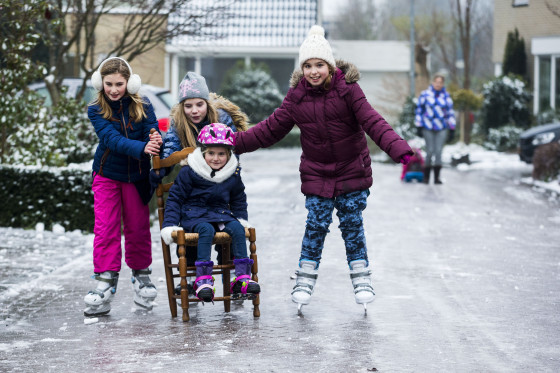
[459,111,465,144]
[45,79,62,107]
[464,110,472,144]
[415,43,430,96]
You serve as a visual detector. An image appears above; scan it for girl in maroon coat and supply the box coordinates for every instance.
[234,25,413,313]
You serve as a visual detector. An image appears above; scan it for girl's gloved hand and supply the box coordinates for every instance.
[161,226,183,245]
[400,154,412,165]
[149,167,167,188]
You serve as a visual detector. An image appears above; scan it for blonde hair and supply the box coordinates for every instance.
[91,59,147,122]
[322,64,337,90]
[170,98,220,148]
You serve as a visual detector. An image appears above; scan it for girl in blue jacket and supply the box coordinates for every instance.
[160,123,260,303]
[84,57,162,317]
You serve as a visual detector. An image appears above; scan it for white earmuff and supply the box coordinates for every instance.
[90,57,142,94]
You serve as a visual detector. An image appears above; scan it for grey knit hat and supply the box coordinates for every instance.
[178,72,210,103]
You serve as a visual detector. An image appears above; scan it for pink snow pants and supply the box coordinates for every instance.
[92,173,152,273]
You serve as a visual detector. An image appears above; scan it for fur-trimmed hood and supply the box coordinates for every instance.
[289,59,361,88]
[209,92,249,132]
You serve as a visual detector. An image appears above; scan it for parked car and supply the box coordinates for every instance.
[519,121,560,163]
[28,78,173,132]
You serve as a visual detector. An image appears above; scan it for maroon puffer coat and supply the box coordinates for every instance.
[234,60,413,198]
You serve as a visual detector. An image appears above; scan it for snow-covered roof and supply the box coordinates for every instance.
[330,40,410,72]
[169,0,317,48]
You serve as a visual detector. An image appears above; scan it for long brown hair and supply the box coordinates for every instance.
[170,99,220,148]
[91,59,147,122]
[322,64,337,90]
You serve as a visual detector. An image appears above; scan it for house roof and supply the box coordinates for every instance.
[169,0,318,48]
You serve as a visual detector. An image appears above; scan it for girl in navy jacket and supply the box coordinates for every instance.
[160,123,260,303]
[84,57,162,317]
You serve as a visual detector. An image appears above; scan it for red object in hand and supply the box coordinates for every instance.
[158,118,170,132]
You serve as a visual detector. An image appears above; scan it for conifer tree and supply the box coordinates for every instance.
[502,28,527,79]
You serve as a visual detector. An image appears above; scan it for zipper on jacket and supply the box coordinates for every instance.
[120,101,132,183]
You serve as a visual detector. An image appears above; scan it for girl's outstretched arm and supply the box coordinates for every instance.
[348,84,413,162]
[234,98,295,154]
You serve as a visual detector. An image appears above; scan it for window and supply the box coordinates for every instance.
[539,57,551,111]
[556,57,560,112]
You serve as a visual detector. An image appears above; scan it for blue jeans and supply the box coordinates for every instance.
[300,190,369,268]
[193,221,247,262]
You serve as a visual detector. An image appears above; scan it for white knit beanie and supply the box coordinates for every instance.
[298,25,336,70]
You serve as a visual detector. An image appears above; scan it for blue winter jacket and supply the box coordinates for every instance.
[415,85,456,131]
[89,96,159,182]
[162,148,248,232]
[162,109,235,159]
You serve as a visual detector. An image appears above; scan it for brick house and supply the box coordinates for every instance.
[492,0,560,114]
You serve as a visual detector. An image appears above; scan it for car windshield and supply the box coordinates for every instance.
[156,91,173,109]
[82,86,97,104]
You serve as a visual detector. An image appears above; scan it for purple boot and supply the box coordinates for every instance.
[230,258,260,296]
[194,261,215,303]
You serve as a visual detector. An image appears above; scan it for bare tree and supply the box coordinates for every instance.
[328,0,378,40]
[452,0,473,90]
[378,0,492,91]
[39,0,234,105]
[391,4,452,94]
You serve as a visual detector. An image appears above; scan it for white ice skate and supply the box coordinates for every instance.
[349,260,375,313]
[131,268,157,310]
[291,260,318,314]
[84,271,119,317]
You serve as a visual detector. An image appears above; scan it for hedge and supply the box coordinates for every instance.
[0,165,94,232]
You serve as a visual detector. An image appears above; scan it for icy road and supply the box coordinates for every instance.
[1,148,559,372]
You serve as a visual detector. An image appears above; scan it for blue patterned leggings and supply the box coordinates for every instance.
[300,190,369,268]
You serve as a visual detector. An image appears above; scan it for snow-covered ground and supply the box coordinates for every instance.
[1,146,559,372]
[442,142,560,195]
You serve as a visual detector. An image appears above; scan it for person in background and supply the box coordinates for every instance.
[414,74,456,184]
[401,148,425,183]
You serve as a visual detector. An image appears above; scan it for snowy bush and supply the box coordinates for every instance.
[394,95,418,141]
[219,62,284,123]
[532,142,560,182]
[0,165,94,231]
[6,95,94,166]
[480,75,531,135]
[483,125,524,152]
[536,109,560,126]
[1,2,94,166]
[0,2,48,164]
